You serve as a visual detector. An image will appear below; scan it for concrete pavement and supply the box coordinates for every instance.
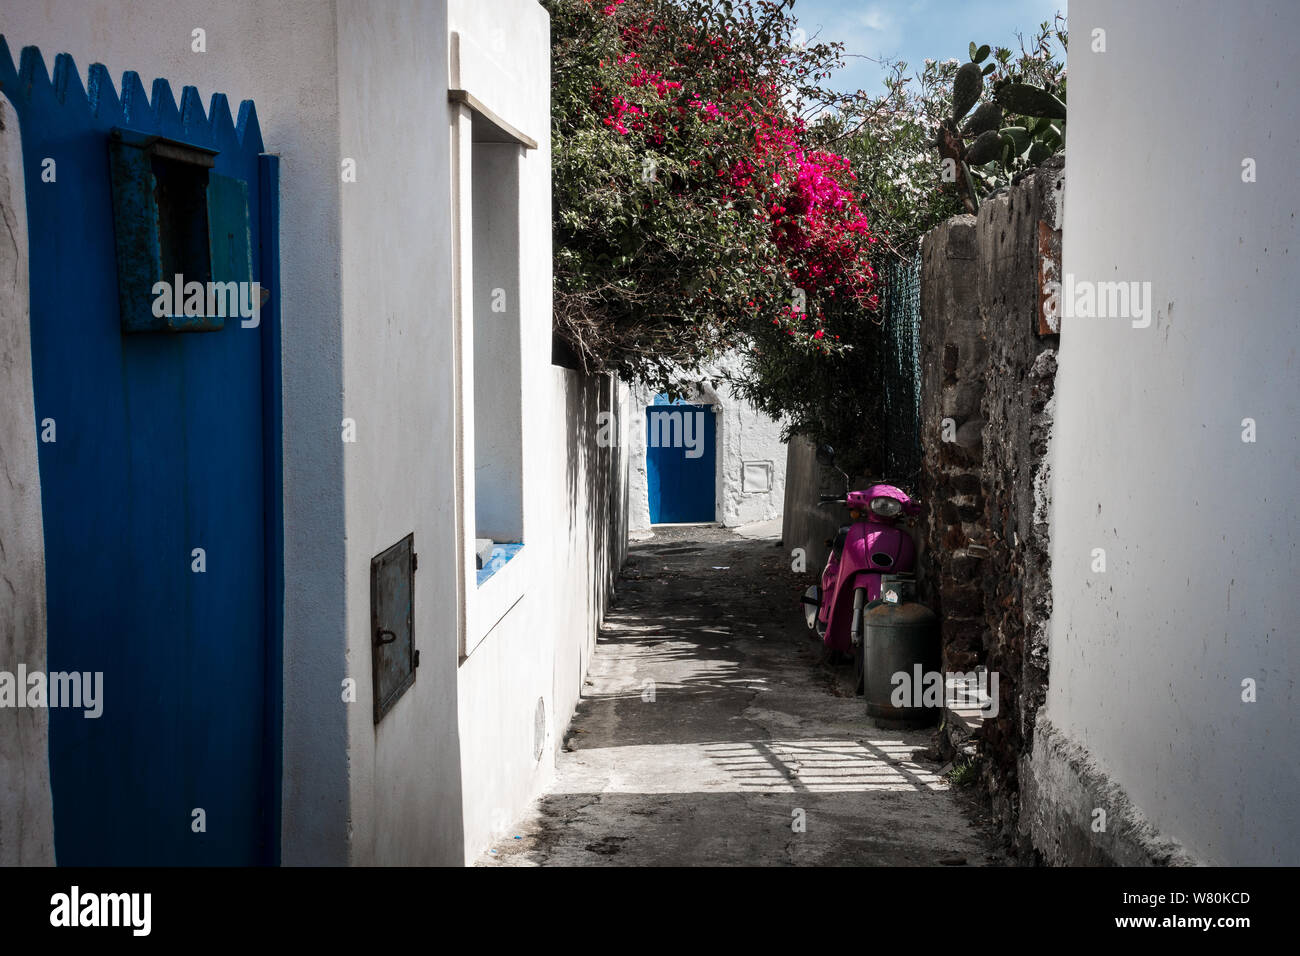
[481,525,1003,866]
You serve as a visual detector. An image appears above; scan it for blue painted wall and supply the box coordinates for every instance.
[646,397,716,524]
[0,39,281,864]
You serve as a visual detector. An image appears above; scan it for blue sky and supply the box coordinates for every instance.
[792,0,1066,95]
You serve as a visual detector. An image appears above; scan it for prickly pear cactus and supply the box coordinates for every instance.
[951,62,983,122]
[964,129,1003,166]
[933,34,1067,213]
[961,102,1003,138]
[993,83,1066,119]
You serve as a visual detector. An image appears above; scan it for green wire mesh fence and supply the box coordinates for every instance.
[878,256,923,490]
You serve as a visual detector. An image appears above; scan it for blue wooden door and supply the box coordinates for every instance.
[646,399,716,523]
[2,42,282,865]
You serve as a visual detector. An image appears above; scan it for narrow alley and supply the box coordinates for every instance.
[483,526,1004,866]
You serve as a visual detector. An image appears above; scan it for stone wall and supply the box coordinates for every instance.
[782,435,847,573]
[918,157,1063,856]
[917,215,985,677]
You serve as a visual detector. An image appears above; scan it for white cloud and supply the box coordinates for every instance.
[858,6,893,34]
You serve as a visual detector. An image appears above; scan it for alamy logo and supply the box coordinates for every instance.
[50,886,150,936]
[890,666,1000,717]
[647,409,706,459]
[152,274,261,328]
[1042,274,1153,328]
[0,666,103,718]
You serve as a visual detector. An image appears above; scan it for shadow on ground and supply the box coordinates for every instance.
[481,525,1004,867]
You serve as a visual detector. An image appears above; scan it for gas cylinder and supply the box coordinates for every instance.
[862,599,941,729]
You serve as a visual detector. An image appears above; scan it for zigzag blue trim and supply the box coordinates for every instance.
[0,34,263,154]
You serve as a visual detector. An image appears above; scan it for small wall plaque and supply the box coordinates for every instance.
[371,533,417,722]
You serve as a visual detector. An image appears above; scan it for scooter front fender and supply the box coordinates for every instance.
[823,568,883,653]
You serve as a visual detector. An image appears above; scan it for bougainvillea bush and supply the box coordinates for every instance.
[547,0,879,395]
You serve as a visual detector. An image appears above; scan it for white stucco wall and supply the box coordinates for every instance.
[337,0,466,865]
[625,353,787,531]
[454,366,627,863]
[0,0,350,866]
[335,0,624,868]
[1046,0,1300,864]
[2,0,626,867]
[0,97,56,865]
[447,0,607,865]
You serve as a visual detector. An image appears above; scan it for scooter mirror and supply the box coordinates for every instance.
[815,443,835,466]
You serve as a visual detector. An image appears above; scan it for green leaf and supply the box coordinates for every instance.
[961,102,1003,137]
[962,162,982,211]
[974,44,991,63]
[1000,125,1030,154]
[965,129,1003,166]
[951,62,983,122]
[969,41,978,60]
[982,63,996,75]
[994,83,1067,119]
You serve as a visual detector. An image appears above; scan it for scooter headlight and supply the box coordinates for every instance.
[869,496,903,518]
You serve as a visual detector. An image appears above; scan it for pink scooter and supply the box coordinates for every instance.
[801,445,920,684]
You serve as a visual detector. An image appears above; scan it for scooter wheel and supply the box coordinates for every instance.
[802,585,821,631]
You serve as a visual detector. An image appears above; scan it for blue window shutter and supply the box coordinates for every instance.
[207,172,253,292]
[108,128,225,332]
[107,136,164,330]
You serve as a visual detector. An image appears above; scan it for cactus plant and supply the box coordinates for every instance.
[993,83,1066,119]
[951,62,983,122]
[961,102,1004,138]
[1026,140,1053,164]
[932,25,1066,212]
[964,129,1003,166]
[999,125,1030,155]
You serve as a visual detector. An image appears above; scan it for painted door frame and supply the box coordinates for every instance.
[645,395,718,524]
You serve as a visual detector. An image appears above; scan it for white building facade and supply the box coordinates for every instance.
[625,354,787,532]
[0,0,625,866]
[1032,0,1300,864]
